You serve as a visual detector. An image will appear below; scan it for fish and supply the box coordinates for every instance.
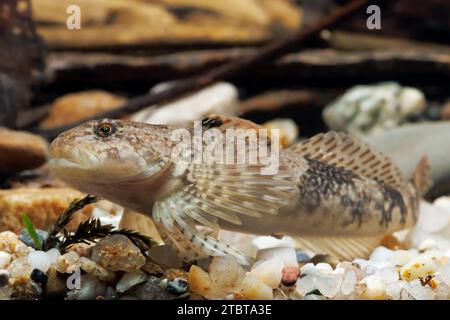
[48,115,432,264]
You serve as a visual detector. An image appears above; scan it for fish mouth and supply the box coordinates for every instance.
[48,158,87,171]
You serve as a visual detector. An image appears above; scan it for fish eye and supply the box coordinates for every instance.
[95,123,115,137]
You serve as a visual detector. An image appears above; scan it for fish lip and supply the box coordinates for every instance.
[48,157,87,171]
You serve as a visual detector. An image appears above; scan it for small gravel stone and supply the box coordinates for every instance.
[296,250,310,263]
[45,266,67,298]
[45,248,61,264]
[78,257,116,282]
[0,231,32,257]
[165,278,189,295]
[256,247,298,267]
[19,229,47,250]
[28,251,51,273]
[135,276,178,300]
[7,256,33,283]
[30,268,48,285]
[105,287,118,300]
[55,251,80,273]
[237,275,273,300]
[281,266,300,286]
[116,270,148,293]
[91,234,146,272]
[67,274,107,300]
[0,269,10,287]
[0,251,12,269]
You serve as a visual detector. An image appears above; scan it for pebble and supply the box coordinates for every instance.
[400,257,436,281]
[209,256,245,293]
[0,251,12,269]
[188,265,224,300]
[7,257,33,283]
[0,231,32,257]
[91,234,146,272]
[281,266,300,286]
[262,118,299,147]
[146,245,182,269]
[322,82,425,134]
[408,279,434,300]
[55,251,80,273]
[248,257,283,289]
[28,251,51,273]
[296,263,343,298]
[256,247,298,267]
[296,251,310,263]
[0,127,49,175]
[237,275,273,300]
[45,248,61,264]
[18,229,47,250]
[67,274,107,300]
[78,257,116,282]
[116,270,148,293]
[135,276,178,300]
[30,268,48,286]
[105,287,118,300]
[0,269,9,287]
[164,278,189,295]
[358,275,387,300]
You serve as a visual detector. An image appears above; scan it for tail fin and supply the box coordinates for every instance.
[411,156,432,197]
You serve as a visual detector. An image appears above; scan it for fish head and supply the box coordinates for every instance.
[49,119,174,203]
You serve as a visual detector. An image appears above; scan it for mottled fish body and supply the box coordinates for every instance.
[49,115,431,263]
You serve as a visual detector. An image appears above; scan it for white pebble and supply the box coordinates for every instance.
[439,263,450,286]
[370,246,393,263]
[0,252,12,269]
[408,279,434,300]
[45,248,61,264]
[255,246,298,267]
[28,251,51,273]
[400,256,436,281]
[248,257,284,289]
[340,270,357,295]
[359,275,387,300]
[238,275,273,300]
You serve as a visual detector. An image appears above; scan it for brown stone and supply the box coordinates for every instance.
[40,90,126,129]
[0,188,93,234]
[440,101,450,120]
[0,127,49,175]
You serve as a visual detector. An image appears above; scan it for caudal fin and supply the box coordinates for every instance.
[412,156,432,197]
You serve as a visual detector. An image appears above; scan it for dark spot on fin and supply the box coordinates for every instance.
[201,117,223,129]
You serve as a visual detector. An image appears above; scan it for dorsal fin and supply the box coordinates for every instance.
[201,114,263,131]
[289,131,406,190]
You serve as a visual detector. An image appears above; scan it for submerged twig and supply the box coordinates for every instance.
[34,0,368,140]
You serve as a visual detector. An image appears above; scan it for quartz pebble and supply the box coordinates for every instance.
[296,263,343,298]
[400,257,436,281]
[237,275,273,300]
[209,256,245,293]
[91,234,146,272]
[188,265,224,300]
[0,251,12,269]
[116,270,148,293]
[256,247,298,267]
[78,257,116,282]
[248,257,283,289]
[56,251,80,273]
[28,251,51,273]
[0,231,32,257]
